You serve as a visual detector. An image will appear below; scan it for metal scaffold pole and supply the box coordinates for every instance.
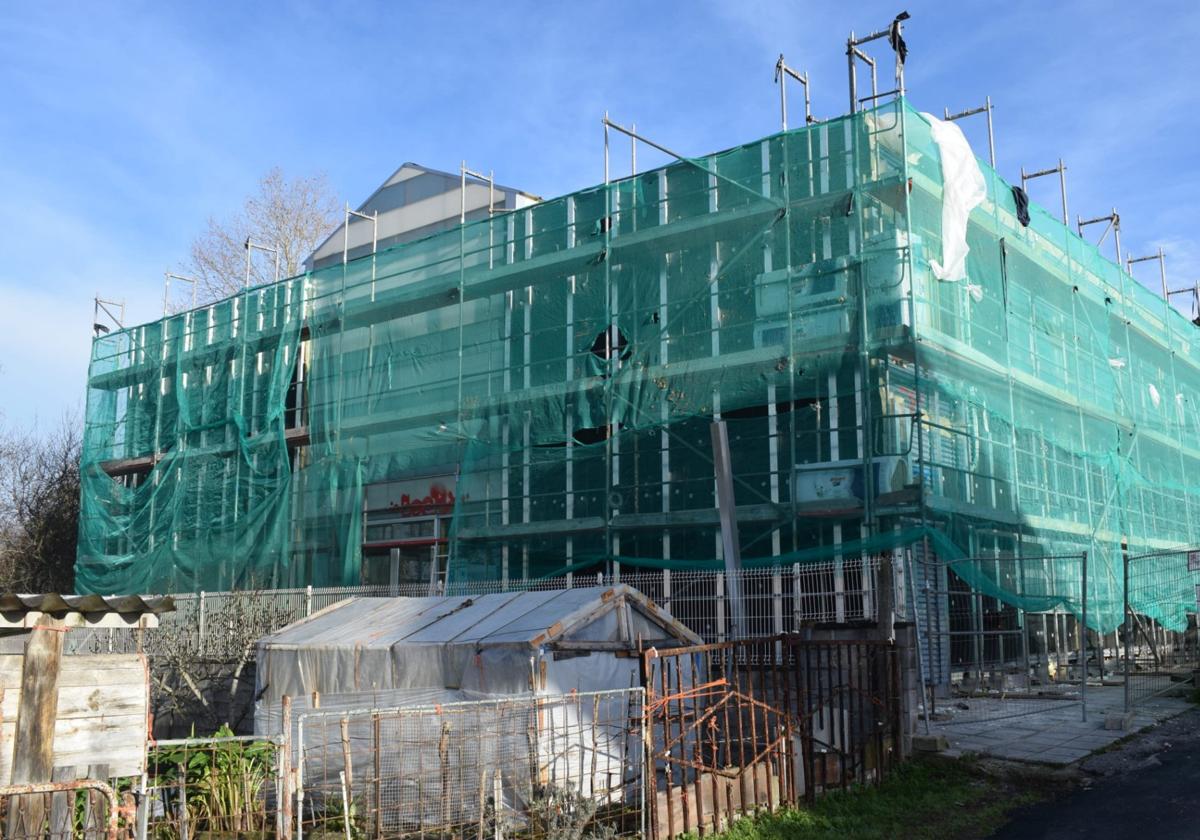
[1081,550,1088,722]
[1124,543,1132,714]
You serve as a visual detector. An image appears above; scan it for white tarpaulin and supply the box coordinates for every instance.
[922,111,987,283]
[255,585,700,708]
[254,586,697,833]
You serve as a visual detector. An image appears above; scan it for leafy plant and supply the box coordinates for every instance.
[149,723,276,834]
[320,789,366,840]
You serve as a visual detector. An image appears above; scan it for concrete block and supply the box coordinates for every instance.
[913,734,949,753]
[1104,712,1135,731]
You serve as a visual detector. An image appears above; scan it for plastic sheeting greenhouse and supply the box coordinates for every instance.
[78,98,1200,632]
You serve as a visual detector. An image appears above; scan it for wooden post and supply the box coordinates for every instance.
[48,766,76,837]
[281,695,293,840]
[373,713,382,838]
[340,717,354,799]
[83,763,110,840]
[7,615,65,837]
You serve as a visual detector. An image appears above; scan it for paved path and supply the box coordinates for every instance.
[933,684,1189,765]
[991,709,1200,838]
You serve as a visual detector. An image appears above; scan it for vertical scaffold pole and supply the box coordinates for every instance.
[1081,550,1088,722]
[1124,543,1132,714]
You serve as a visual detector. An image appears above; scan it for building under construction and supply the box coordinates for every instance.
[78,25,1200,647]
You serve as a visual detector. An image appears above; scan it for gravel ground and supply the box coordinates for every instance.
[1077,707,1200,777]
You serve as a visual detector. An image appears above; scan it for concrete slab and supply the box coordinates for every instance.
[930,684,1191,765]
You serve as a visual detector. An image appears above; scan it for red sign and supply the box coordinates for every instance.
[388,482,457,517]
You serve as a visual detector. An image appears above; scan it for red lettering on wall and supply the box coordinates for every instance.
[388,483,458,517]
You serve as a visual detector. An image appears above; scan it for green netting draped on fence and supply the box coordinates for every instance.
[78,99,1200,631]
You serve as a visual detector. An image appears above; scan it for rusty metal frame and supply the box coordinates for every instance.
[0,779,121,839]
[640,635,900,837]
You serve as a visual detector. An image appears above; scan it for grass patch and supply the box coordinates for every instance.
[692,757,1051,840]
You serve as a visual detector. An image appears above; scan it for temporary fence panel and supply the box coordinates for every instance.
[1124,546,1200,708]
[910,553,1087,725]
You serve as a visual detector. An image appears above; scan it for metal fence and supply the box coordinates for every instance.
[67,560,884,660]
[55,622,908,840]
[0,780,124,840]
[905,544,1200,728]
[294,689,646,839]
[140,733,287,840]
[1123,546,1200,709]
[912,553,1089,726]
[641,636,902,838]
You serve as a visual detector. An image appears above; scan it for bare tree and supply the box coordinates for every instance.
[185,168,341,303]
[0,414,81,593]
[146,586,293,736]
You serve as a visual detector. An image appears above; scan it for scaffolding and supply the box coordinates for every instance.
[77,58,1200,646]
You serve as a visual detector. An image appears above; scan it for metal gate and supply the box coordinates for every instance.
[641,636,900,839]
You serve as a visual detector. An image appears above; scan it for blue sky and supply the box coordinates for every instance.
[1,1,1198,429]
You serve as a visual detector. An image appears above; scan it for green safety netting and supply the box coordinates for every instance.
[77,99,1200,631]
[78,279,303,593]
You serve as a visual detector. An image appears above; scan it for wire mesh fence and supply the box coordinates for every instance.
[1124,546,1200,708]
[913,553,1088,726]
[64,560,884,660]
[295,689,645,839]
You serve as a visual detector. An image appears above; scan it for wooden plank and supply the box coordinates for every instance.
[0,652,148,782]
[54,683,148,719]
[52,714,148,767]
[7,615,65,837]
[83,762,110,840]
[0,721,146,779]
[0,653,146,687]
[48,765,76,838]
[0,682,145,720]
[55,655,147,687]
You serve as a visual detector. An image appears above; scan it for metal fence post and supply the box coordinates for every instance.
[971,591,984,685]
[772,568,784,635]
[198,591,206,655]
[716,573,726,642]
[792,562,801,629]
[305,585,313,617]
[1124,547,1132,714]
[1017,557,1031,686]
[136,773,150,840]
[1081,550,1088,722]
